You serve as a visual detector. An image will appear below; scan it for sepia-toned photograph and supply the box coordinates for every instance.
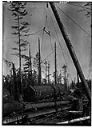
[2,1,91,125]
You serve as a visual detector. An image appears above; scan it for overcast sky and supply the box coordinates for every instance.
[3,2,91,82]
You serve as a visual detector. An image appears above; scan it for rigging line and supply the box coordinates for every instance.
[42,6,54,53]
[44,7,48,28]
[41,6,50,54]
[44,6,55,64]
[46,7,67,66]
[43,6,54,52]
[47,6,74,77]
[41,6,46,52]
[57,5,91,36]
[41,50,54,63]
[67,3,91,11]
[41,28,44,53]
[57,4,92,79]
[29,28,43,36]
[37,11,53,65]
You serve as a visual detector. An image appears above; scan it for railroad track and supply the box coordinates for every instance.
[3,104,71,125]
[4,99,86,125]
[30,109,70,124]
[3,105,90,125]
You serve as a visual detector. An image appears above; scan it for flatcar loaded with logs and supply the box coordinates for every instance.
[23,84,66,102]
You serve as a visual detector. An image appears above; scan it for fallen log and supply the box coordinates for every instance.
[24,100,71,111]
[57,116,90,125]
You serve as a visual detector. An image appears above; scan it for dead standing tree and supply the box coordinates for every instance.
[21,44,32,85]
[9,1,30,94]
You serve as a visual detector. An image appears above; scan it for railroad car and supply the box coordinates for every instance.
[23,84,66,102]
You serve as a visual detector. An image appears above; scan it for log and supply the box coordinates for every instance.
[57,116,90,124]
